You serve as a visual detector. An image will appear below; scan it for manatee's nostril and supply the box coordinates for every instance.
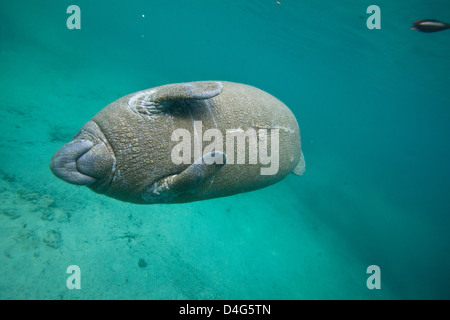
[50,140,97,185]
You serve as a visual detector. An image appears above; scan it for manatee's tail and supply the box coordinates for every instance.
[292,151,305,176]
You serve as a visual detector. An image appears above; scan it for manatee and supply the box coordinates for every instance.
[50,81,305,204]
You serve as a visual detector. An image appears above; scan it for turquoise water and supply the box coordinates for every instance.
[1,0,449,299]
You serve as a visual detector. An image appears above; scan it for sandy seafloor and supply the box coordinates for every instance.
[0,0,449,299]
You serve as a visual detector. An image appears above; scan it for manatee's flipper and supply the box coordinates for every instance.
[292,151,305,176]
[154,81,223,104]
[142,151,226,203]
[129,81,223,116]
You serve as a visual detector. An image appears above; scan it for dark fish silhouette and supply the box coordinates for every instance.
[411,19,450,33]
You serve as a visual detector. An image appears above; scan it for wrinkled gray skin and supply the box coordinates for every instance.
[50,81,305,204]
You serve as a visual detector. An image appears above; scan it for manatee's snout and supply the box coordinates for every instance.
[50,122,114,186]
